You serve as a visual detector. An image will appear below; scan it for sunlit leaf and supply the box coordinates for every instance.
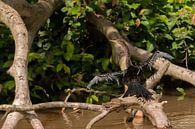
[176,87,186,95]
[86,96,93,104]
[91,95,99,102]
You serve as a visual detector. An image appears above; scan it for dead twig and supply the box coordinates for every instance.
[65,88,119,97]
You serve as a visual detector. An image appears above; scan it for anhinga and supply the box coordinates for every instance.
[87,51,173,100]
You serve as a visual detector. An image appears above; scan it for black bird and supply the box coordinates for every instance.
[87,51,173,100]
[121,65,152,99]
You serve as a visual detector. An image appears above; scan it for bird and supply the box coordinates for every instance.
[87,51,174,100]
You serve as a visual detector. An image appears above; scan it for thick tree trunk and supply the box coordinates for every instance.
[0,0,63,129]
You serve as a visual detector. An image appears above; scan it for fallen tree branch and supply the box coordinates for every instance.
[88,13,195,86]
[132,47,195,86]
[87,13,171,128]
[0,96,170,128]
[146,59,170,89]
[0,102,106,112]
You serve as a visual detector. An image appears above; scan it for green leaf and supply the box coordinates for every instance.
[101,58,110,71]
[64,41,74,61]
[91,95,99,102]
[70,54,81,61]
[146,41,154,52]
[176,87,186,96]
[86,6,93,12]
[141,20,150,28]
[28,52,42,62]
[130,12,137,18]
[4,80,15,90]
[82,53,94,61]
[31,85,49,99]
[166,17,178,31]
[56,63,64,72]
[172,42,181,50]
[86,96,93,104]
[106,9,112,16]
[3,60,12,68]
[43,43,51,51]
[63,64,71,75]
[64,0,74,7]
[167,0,174,3]
[128,3,140,10]
[158,15,168,23]
[164,34,173,40]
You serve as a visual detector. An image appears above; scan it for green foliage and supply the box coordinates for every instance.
[86,95,99,104]
[176,87,186,100]
[108,0,195,65]
[0,0,195,103]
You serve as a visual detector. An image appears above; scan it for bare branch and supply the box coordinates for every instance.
[132,47,195,86]
[146,59,170,89]
[0,102,106,112]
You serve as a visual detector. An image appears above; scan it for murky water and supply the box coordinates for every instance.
[0,95,195,129]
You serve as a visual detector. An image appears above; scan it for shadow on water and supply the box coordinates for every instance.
[1,92,195,129]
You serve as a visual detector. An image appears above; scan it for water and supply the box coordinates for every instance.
[0,95,195,129]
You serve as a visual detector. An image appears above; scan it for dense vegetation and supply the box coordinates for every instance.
[0,0,195,103]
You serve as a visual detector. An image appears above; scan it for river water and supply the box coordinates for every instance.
[0,94,195,129]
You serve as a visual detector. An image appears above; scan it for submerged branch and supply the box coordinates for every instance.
[0,96,171,128]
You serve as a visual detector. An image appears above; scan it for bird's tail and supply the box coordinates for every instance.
[123,83,152,100]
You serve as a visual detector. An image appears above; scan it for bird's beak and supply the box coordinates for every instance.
[158,51,174,60]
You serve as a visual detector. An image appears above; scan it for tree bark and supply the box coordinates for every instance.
[0,1,31,129]
[0,0,63,129]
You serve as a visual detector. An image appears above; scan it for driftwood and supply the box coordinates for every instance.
[0,0,194,129]
[0,96,170,128]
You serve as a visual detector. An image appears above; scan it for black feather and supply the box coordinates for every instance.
[122,65,152,100]
[123,83,152,100]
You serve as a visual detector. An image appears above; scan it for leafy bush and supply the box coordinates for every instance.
[0,0,195,103]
